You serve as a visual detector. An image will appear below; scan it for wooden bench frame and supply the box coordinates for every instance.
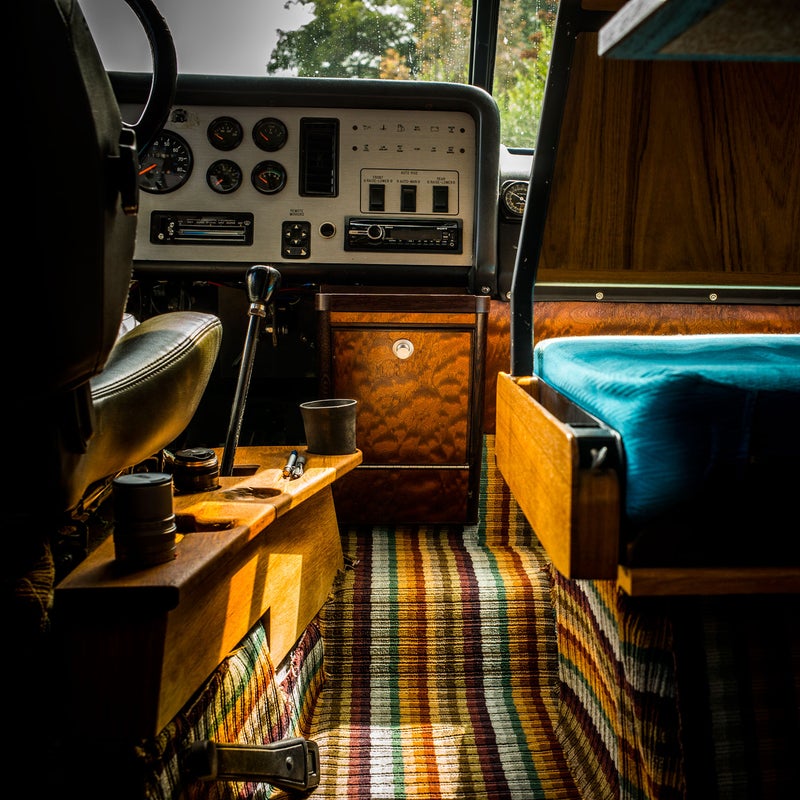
[496,371,800,596]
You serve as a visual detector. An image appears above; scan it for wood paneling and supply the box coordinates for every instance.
[495,372,620,579]
[332,327,471,464]
[537,34,800,282]
[483,299,800,433]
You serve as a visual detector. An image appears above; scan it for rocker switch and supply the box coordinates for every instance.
[400,184,417,212]
[369,183,385,211]
[432,185,449,213]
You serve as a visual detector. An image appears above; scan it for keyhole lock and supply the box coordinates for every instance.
[392,338,414,359]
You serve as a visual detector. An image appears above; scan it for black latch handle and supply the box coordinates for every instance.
[185,737,320,792]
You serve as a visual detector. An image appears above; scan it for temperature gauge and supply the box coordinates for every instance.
[207,159,242,194]
[252,161,287,194]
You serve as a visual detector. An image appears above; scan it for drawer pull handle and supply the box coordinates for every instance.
[392,338,414,359]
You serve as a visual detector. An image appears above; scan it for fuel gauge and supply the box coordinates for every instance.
[207,159,242,194]
[253,118,288,151]
[252,160,287,194]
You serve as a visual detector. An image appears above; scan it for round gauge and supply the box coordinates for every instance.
[207,159,243,194]
[207,116,243,151]
[138,131,193,194]
[252,160,287,194]
[501,180,529,218]
[253,117,288,151]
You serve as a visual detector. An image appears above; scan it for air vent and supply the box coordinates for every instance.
[299,118,339,197]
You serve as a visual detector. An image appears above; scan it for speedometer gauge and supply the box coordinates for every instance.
[138,131,193,194]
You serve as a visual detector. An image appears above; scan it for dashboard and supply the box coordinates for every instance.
[112,74,523,296]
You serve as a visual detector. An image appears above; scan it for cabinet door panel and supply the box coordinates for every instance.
[331,328,472,465]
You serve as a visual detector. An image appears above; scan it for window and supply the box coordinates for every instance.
[80,0,556,148]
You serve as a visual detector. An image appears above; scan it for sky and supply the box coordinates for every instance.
[79,0,314,75]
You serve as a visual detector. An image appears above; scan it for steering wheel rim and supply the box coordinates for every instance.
[123,0,178,157]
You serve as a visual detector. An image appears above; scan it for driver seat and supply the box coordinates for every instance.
[7,1,222,645]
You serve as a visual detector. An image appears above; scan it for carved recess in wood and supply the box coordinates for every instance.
[333,468,470,524]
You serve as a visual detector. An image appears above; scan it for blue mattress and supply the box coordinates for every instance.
[533,334,800,545]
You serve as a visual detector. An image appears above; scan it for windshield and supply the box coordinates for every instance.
[80,0,556,149]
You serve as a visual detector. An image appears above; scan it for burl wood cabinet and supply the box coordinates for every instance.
[316,288,489,524]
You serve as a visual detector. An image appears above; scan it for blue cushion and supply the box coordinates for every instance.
[533,334,800,529]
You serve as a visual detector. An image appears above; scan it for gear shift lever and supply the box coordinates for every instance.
[220,264,281,477]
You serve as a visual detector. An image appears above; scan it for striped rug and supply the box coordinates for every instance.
[305,435,579,798]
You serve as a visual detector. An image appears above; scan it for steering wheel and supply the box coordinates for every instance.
[123,0,178,157]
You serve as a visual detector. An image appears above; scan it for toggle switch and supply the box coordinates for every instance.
[432,184,449,213]
[400,184,417,212]
[369,183,385,211]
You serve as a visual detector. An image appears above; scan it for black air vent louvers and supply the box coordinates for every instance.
[299,118,339,197]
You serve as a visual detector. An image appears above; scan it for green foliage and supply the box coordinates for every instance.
[267,0,557,147]
[412,0,472,83]
[494,7,555,148]
[268,0,417,78]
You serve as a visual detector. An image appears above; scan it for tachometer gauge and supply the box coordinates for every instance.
[138,131,193,193]
[252,160,287,194]
[500,179,528,218]
[207,159,242,194]
[253,118,288,151]
[207,116,243,151]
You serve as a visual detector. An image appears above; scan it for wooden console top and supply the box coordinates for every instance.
[57,446,361,601]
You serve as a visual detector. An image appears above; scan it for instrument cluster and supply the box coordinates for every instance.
[138,117,291,196]
[114,74,502,294]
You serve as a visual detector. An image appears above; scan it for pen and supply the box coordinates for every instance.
[282,449,298,478]
[291,454,307,479]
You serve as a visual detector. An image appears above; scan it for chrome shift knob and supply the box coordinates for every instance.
[247,264,281,316]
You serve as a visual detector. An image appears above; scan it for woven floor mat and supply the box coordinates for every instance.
[305,436,579,799]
